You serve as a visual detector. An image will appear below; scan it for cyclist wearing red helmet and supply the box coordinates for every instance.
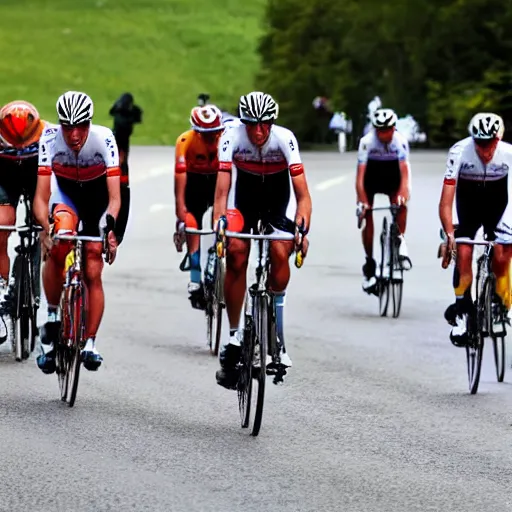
[0,100,52,343]
[174,104,225,309]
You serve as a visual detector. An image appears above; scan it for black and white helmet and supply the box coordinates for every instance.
[468,113,504,140]
[56,91,94,125]
[239,92,279,122]
[371,108,397,128]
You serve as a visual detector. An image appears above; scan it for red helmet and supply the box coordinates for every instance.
[190,105,224,132]
[0,100,44,148]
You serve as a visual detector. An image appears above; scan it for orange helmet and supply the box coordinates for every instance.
[0,101,44,148]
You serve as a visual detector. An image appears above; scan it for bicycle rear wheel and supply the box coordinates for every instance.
[493,335,505,382]
[251,294,268,437]
[378,217,390,317]
[13,254,32,361]
[67,283,86,408]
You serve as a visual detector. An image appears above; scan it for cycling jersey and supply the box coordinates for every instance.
[38,124,120,181]
[444,137,512,184]
[218,124,304,176]
[218,124,303,233]
[38,124,120,236]
[175,129,220,175]
[357,130,410,164]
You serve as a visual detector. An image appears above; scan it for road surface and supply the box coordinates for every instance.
[0,148,511,512]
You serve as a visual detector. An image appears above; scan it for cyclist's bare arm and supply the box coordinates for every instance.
[213,170,231,226]
[398,160,410,197]
[439,182,456,236]
[33,173,51,232]
[106,174,121,220]
[174,172,187,220]
[356,163,369,204]
[291,173,312,231]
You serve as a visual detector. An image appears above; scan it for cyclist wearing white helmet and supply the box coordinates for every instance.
[174,104,225,309]
[33,91,121,374]
[213,91,312,389]
[439,112,512,346]
[356,107,412,294]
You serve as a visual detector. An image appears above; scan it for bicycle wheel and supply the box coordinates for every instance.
[390,224,404,319]
[67,283,86,408]
[378,217,390,317]
[251,294,268,437]
[13,255,31,361]
[55,322,69,402]
[208,256,225,356]
[238,315,254,428]
[486,274,506,382]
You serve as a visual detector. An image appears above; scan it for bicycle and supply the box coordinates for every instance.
[444,234,508,394]
[53,219,113,407]
[184,225,226,356]
[218,220,304,437]
[0,193,43,361]
[370,204,411,318]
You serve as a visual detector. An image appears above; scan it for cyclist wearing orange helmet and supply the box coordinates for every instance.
[173,104,225,309]
[0,100,51,343]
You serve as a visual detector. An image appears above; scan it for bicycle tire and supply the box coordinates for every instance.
[67,283,85,408]
[55,328,69,403]
[238,314,254,428]
[378,216,390,317]
[390,223,404,319]
[252,294,268,437]
[13,255,30,361]
[210,256,225,356]
[486,273,506,382]
[466,331,484,394]
[493,336,506,382]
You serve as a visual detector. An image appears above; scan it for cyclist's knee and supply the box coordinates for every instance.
[227,240,249,273]
[84,243,104,283]
[270,240,293,261]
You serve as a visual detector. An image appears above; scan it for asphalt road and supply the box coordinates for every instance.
[1,147,512,512]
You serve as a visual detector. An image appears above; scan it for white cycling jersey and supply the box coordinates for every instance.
[444,137,512,184]
[218,123,304,177]
[357,130,410,164]
[38,124,120,181]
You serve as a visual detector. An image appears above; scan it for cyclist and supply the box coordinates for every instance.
[213,91,312,389]
[356,108,412,294]
[33,91,120,373]
[174,104,225,309]
[439,112,512,346]
[0,100,50,342]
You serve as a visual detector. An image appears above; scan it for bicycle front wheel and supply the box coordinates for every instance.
[238,314,254,428]
[209,256,225,356]
[251,295,268,437]
[466,331,484,394]
[67,283,86,408]
[378,216,390,317]
[13,254,32,361]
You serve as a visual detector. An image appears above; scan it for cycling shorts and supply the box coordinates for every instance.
[185,172,217,229]
[49,174,109,237]
[0,156,38,207]
[231,169,295,234]
[455,176,508,241]
[363,160,401,200]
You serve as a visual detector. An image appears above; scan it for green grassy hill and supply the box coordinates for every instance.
[0,0,266,144]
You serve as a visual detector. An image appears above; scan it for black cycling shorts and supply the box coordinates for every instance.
[0,156,38,207]
[50,174,109,237]
[455,176,508,240]
[185,172,217,229]
[233,169,295,234]
[363,160,401,201]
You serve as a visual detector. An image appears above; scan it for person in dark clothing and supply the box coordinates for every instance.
[197,93,210,106]
[109,93,142,245]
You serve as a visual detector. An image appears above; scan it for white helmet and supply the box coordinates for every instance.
[56,91,94,125]
[239,92,279,122]
[468,113,504,139]
[371,108,397,128]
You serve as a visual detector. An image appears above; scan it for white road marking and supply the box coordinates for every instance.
[131,165,170,185]
[315,173,352,191]
[149,203,173,213]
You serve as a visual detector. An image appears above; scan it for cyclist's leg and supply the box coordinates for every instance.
[0,169,20,342]
[38,196,79,373]
[361,164,378,288]
[446,179,480,345]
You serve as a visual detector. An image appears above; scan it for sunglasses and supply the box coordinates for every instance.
[61,121,90,130]
[474,137,497,148]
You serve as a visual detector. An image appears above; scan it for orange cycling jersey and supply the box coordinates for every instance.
[175,130,220,175]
